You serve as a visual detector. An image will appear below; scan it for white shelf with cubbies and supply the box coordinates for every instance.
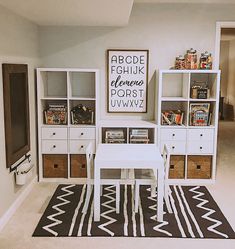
[37,68,99,182]
[157,69,220,184]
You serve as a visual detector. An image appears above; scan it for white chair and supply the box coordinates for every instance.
[82,143,121,213]
[134,144,173,214]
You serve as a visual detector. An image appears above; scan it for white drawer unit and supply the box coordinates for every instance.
[70,139,95,154]
[188,129,214,141]
[42,127,68,140]
[187,140,214,154]
[42,140,68,154]
[69,127,95,140]
[160,128,187,141]
[161,140,186,154]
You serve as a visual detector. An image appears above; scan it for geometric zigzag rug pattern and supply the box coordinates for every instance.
[33,184,235,239]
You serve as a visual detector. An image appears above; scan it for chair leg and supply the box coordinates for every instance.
[82,183,92,213]
[100,185,103,196]
[134,181,140,213]
[164,185,173,213]
[151,182,157,197]
[115,182,120,214]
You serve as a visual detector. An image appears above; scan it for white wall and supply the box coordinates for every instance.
[39,3,235,120]
[0,5,39,218]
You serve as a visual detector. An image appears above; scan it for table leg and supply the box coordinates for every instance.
[94,164,100,222]
[156,165,164,222]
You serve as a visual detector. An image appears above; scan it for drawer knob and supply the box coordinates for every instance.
[200,146,202,150]
[196,165,201,170]
[81,145,84,148]
[172,146,175,149]
[53,145,56,148]
[54,164,58,169]
[170,164,174,169]
[53,132,56,136]
[200,134,203,137]
[172,134,175,137]
[81,133,84,136]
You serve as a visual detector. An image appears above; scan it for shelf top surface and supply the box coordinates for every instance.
[99,119,157,127]
[159,69,220,74]
[160,125,215,129]
[37,68,99,73]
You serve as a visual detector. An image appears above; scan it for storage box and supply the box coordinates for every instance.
[43,154,68,178]
[187,155,212,179]
[169,155,185,179]
[70,154,87,178]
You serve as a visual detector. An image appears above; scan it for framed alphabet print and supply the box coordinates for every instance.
[107,49,149,113]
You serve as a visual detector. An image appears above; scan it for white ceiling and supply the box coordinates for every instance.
[0,0,133,26]
[0,0,234,26]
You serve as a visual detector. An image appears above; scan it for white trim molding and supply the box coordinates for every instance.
[0,176,37,232]
[214,21,235,70]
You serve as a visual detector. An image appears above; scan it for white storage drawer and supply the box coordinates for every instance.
[161,140,186,154]
[160,129,186,141]
[70,140,95,154]
[187,141,214,154]
[42,140,68,154]
[42,127,67,140]
[188,129,214,141]
[69,127,95,140]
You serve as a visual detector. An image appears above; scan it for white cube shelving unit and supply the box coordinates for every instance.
[157,69,221,184]
[37,68,99,182]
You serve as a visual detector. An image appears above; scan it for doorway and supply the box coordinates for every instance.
[215,22,235,182]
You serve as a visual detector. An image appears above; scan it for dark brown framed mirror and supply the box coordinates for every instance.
[2,64,30,168]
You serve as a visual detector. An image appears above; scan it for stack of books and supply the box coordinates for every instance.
[190,103,211,126]
[161,110,184,126]
[105,130,125,143]
[44,104,67,125]
[129,129,149,144]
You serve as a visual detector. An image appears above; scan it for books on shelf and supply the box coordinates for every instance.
[189,103,211,126]
[129,129,149,144]
[105,129,125,143]
[161,110,184,126]
[44,104,67,125]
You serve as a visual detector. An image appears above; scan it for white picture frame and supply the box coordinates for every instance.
[107,49,149,113]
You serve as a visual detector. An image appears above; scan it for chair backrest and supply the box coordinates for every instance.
[85,142,94,180]
[162,144,170,181]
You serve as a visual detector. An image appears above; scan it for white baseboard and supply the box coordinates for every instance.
[0,176,37,232]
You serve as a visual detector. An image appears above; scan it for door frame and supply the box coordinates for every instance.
[214,21,235,70]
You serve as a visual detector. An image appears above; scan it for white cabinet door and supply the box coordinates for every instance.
[160,129,187,141]
[161,140,186,154]
[188,129,214,141]
[69,140,95,154]
[187,141,214,154]
[42,127,68,140]
[42,140,68,153]
[69,127,95,140]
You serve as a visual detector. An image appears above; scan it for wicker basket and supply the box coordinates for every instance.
[70,155,87,178]
[43,154,68,178]
[169,155,185,179]
[187,155,212,179]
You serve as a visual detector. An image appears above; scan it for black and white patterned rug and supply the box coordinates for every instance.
[33,184,235,238]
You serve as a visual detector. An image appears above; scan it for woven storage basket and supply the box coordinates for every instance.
[169,155,185,179]
[70,154,87,178]
[43,154,68,178]
[187,155,212,179]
